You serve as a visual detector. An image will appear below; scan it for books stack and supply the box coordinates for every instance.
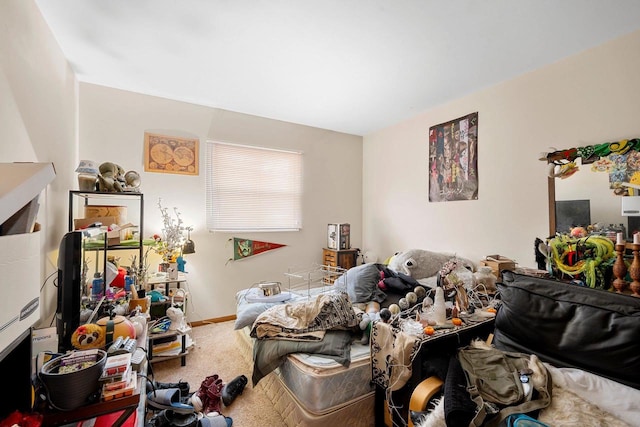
[99,353,137,401]
[152,337,182,356]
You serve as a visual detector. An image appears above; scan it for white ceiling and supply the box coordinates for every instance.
[35,0,640,136]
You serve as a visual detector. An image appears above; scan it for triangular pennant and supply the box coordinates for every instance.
[232,237,286,260]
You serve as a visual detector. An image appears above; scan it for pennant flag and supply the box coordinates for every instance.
[230,237,286,261]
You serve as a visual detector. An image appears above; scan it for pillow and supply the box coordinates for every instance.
[333,263,386,303]
[234,289,303,330]
[252,330,353,386]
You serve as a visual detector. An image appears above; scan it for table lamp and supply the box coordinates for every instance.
[182,227,195,254]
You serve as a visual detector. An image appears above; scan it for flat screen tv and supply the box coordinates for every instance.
[56,231,82,352]
[555,199,591,234]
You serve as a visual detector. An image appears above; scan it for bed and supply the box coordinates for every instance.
[234,265,381,426]
[233,259,477,427]
[236,324,375,426]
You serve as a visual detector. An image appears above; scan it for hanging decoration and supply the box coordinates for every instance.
[227,238,286,263]
[543,137,640,196]
[543,138,640,163]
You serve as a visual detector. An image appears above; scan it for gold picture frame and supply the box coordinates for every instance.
[144,132,199,175]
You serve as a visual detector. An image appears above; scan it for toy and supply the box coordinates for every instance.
[387,249,474,280]
[359,307,392,345]
[358,301,391,345]
[71,323,106,349]
[97,162,126,192]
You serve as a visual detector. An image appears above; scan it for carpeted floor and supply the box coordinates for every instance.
[148,320,286,426]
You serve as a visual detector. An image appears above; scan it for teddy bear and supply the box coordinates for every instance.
[71,323,106,350]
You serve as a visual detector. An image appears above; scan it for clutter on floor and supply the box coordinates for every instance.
[146,372,247,427]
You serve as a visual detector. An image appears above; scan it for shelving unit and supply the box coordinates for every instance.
[284,264,346,296]
[68,190,144,297]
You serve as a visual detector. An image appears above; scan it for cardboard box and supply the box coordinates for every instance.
[0,230,42,356]
[74,216,118,231]
[32,327,58,373]
[480,255,516,280]
[84,205,127,225]
[73,217,136,246]
[106,223,136,246]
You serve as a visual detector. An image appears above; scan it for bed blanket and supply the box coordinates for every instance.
[251,329,353,386]
[250,291,359,340]
[417,365,640,427]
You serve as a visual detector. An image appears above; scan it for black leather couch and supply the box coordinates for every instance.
[495,270,640,390]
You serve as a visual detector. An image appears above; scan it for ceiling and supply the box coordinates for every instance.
[35,0,640,136]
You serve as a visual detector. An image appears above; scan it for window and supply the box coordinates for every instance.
[206,141,303,232]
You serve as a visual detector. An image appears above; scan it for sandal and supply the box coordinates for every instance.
[147,388,195,414]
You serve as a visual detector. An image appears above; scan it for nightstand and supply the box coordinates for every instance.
[322,248,358,284]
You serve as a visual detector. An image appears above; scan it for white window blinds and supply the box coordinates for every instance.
[206,141,303,232]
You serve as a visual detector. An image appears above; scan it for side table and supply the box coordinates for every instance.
[148,329,189,367]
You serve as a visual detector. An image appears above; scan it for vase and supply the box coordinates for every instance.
[168,262,179,280]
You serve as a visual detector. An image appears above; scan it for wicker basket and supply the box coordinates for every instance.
[39,349,107,410]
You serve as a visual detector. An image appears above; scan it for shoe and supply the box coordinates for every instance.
[195,374,224,414]
[198,413,232,427]
[148,379,190,396]
[221,375,247,407]
[147,388,195,414]
[149,409,198,427]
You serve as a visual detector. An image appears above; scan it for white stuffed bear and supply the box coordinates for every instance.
[388,249,475,279]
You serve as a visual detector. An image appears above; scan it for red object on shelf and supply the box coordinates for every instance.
[75,410,136,427]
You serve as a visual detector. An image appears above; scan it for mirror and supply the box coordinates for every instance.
[549,161,634,238]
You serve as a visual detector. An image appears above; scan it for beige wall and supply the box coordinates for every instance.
[0,0,78,325]
[363,30,640,268]
[5,0,640,324]
[79,84,363,321]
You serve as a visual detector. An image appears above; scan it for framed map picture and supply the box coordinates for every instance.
[144,132,199,175]
[428,112,478,202]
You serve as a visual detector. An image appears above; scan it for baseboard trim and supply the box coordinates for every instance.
[190,315,236,327]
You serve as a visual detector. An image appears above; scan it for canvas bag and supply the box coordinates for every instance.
[457,345,552,427]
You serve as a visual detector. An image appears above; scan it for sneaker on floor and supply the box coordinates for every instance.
[148,409,198,427]
[198,412,232,427]
[221,375,248,407]
[149,379,190,395]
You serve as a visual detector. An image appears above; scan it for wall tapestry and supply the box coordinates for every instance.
[227,237,286,264]
[429,112,478,202]
[144,132,199,175]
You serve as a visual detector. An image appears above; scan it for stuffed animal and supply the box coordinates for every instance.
[71,323,106,350]
[388,249,475,280]
[359,303,392,345]
[97,162,126,192]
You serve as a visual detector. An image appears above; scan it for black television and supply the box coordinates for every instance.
[555,199,591,234]
[56,231,83,352]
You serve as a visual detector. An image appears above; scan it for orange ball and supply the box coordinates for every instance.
[424,326,435,336]
[452,317,463,326]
